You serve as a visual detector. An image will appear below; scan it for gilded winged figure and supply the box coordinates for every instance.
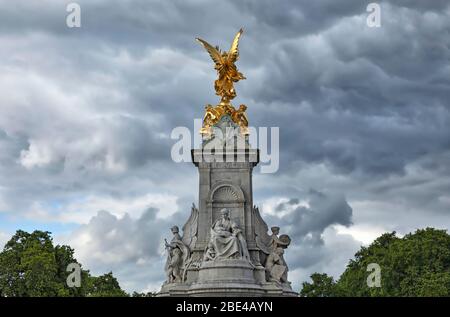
[196,28,246,103]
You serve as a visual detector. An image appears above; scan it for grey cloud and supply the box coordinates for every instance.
[275,198,300,212]
[267,190,353,246]
[387,0,450,11]
[242,2,450,178]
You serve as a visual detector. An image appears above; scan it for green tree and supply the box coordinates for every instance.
[301,228,450,297]
[87,272,128,297]
[0,230,127,297]
[300,273,336,297]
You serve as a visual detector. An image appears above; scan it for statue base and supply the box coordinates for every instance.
[157,259,298,297]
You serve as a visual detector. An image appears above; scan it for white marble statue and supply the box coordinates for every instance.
[265,247,288,283]
[164,226,190,283]
[204,208,251,262]
[264,228,291,284]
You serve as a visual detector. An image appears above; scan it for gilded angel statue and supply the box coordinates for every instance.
[196,28,246,103]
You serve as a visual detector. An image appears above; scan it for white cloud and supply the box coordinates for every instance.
[20,139,56,169]
[335,224,386,245]
[142,280,165,294]
[24,193,180,224]
[0,231,10,250]
[56,208,175,293]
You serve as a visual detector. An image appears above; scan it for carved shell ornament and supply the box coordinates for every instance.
[213,186,239,202]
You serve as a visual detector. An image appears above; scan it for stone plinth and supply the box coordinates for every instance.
[197,259,255,283]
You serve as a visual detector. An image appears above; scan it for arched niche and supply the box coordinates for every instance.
[207,182,246,230]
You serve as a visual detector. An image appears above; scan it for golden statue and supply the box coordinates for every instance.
[200,104,220,135]
[196,28,246,103]
[196,29,249,135]
[232,105,249,135]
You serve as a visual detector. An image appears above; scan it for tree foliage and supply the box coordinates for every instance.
[0,230,127,297]
[300,273,336,297]
[300,228,450,297]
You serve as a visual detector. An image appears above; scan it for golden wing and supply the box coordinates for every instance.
[196,38,223,66]
[228,28,243,62]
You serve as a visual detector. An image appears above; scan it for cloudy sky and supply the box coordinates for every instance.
[0,0,449,293]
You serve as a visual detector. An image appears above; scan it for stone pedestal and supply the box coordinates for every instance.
[187,259,264,296]
[157,115,298,297]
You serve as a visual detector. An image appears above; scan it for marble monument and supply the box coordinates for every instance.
[158,29,297,297]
